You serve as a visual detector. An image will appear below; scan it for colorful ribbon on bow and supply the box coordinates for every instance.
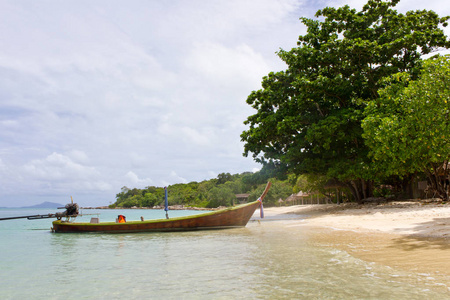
[257,197,264,219]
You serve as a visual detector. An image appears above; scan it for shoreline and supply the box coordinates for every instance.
[258,200,450,239]
[256,201,450,288]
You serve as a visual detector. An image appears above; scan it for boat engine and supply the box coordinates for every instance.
[55,203,79,220]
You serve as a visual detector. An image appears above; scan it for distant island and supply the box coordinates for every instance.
[21,202,64,209]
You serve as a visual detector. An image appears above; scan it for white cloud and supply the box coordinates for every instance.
[124,171,153,188]
[180,126,212,147]
[67,150,90,164]
[0,0,449,207]
[19,152,112,198]
[185,42,269,87]
[169,171,188,184]
[24,152,89,180]
[23,152,96,180]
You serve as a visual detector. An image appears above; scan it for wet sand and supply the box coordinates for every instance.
[254,202,450,290]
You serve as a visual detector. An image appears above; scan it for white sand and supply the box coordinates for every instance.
[259,201,450,239]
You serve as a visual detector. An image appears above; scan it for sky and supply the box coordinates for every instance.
[1,0,449,207]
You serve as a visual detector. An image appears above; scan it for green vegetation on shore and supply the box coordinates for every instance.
[111,168,415,209]
[111,172,293,208]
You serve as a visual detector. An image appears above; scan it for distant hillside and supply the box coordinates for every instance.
[21,201,64,209]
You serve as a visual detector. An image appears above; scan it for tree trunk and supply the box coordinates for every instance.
[345,179,373,204]
[426,161,450,201]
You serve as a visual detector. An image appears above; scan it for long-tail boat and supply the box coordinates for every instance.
[50,182,271,233]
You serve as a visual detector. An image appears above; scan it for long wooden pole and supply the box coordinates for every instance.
[0,214,56,221]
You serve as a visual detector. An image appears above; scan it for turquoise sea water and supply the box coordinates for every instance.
[1,208,449,299]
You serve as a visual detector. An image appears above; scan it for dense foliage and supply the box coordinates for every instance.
[363,55,450,200]
[112,172,293,208]
[241,0,450,202]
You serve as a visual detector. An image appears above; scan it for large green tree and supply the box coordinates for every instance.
[363,55,450,200]
[241,0,449,202]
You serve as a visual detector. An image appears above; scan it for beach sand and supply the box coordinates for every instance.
[261,201,450,238]
[255,201,450,289]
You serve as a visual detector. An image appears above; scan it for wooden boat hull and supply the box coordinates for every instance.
[52,200,261,233]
